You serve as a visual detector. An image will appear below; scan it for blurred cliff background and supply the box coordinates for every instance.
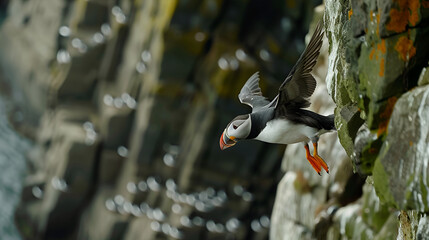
[1,0,429,240]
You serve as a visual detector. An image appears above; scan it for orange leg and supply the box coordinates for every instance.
[312,142,329,173]
[304,144,321,175]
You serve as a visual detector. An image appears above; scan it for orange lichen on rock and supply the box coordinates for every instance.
[348,8,353,20]
[377,39,386,53]
[377,96,398,136]
[370,48,376,60]
[386,8,409,33]
[386,0,421,32]
[395,36,416,61]
[379,58,385,77]
[409,0,421,26]
[369,39,386,76]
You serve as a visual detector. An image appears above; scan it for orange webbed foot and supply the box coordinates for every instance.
[312,142,329,174]
[304,144,322,175]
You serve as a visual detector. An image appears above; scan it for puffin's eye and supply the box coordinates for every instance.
[233,125,238,129]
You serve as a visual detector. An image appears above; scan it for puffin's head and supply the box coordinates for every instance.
[220,114,251,150]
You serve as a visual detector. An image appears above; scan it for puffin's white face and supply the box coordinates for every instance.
[220,115,251,150]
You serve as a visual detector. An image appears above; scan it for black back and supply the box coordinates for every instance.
[247,108,275,139]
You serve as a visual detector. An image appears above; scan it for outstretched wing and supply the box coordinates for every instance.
[275,21,324,112]
[238,72,271,112]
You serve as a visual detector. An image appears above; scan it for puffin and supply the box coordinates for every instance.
[219,22,335,175]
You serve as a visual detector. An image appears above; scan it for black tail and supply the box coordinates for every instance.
[287,110,336,131]
[323,114,336,131]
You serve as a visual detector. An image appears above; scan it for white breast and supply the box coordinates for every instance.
[254,119,318,144]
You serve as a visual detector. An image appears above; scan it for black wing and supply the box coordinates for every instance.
[275,21,324,113]
[238,72,271,112]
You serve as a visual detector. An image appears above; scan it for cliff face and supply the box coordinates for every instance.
[257,0,429,239]
[324,0,429,238]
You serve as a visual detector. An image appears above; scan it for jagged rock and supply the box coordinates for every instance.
[417,215,429,240]
[335,104,364,158]
[329,203,374,240]
[361,181,391,232]
[378,0,429,37]
[418,63,429,86]
[349,0,367,37]
[324,0,352,105]
[270,172,317,240]
[352,124,382,175]
[373,85,429,211]
[0,0,68,116]
[374,213,399,240]
[397,210,420,240]
[358,27,429,131]
[324,0,429,239]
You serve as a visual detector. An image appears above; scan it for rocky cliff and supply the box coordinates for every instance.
[1,0,429,239]
[274,0,429,238]
[323,0,429,238]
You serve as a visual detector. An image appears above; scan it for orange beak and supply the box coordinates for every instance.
[220,131,236,150]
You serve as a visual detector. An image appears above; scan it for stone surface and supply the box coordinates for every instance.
[374,85,429,211]
[352,124,383,176]
[335,104,364,158]
[0,0,68,119]
[361,181,391,232]
[271,172,326,239]
[324,0,429,239]
[397,210,420,240]
[331,203,374,240]
[418,63,429,86]
[417,214,429,240]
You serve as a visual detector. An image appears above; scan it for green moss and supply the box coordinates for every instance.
[374,213,399,240]
[344,216,374,240]
[359,135,383,175]
[361,183,391,233]
[365,200,390,231]
[335,104,364,158]
[344,37,362,104]
[373,157,398,208]
[419,177,429,210]
[337,81,353,106]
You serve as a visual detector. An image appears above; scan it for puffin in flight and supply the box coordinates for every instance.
[219,22,335,175]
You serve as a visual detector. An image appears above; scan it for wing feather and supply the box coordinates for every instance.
[276,21,324,111]
[238,72,270,112]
